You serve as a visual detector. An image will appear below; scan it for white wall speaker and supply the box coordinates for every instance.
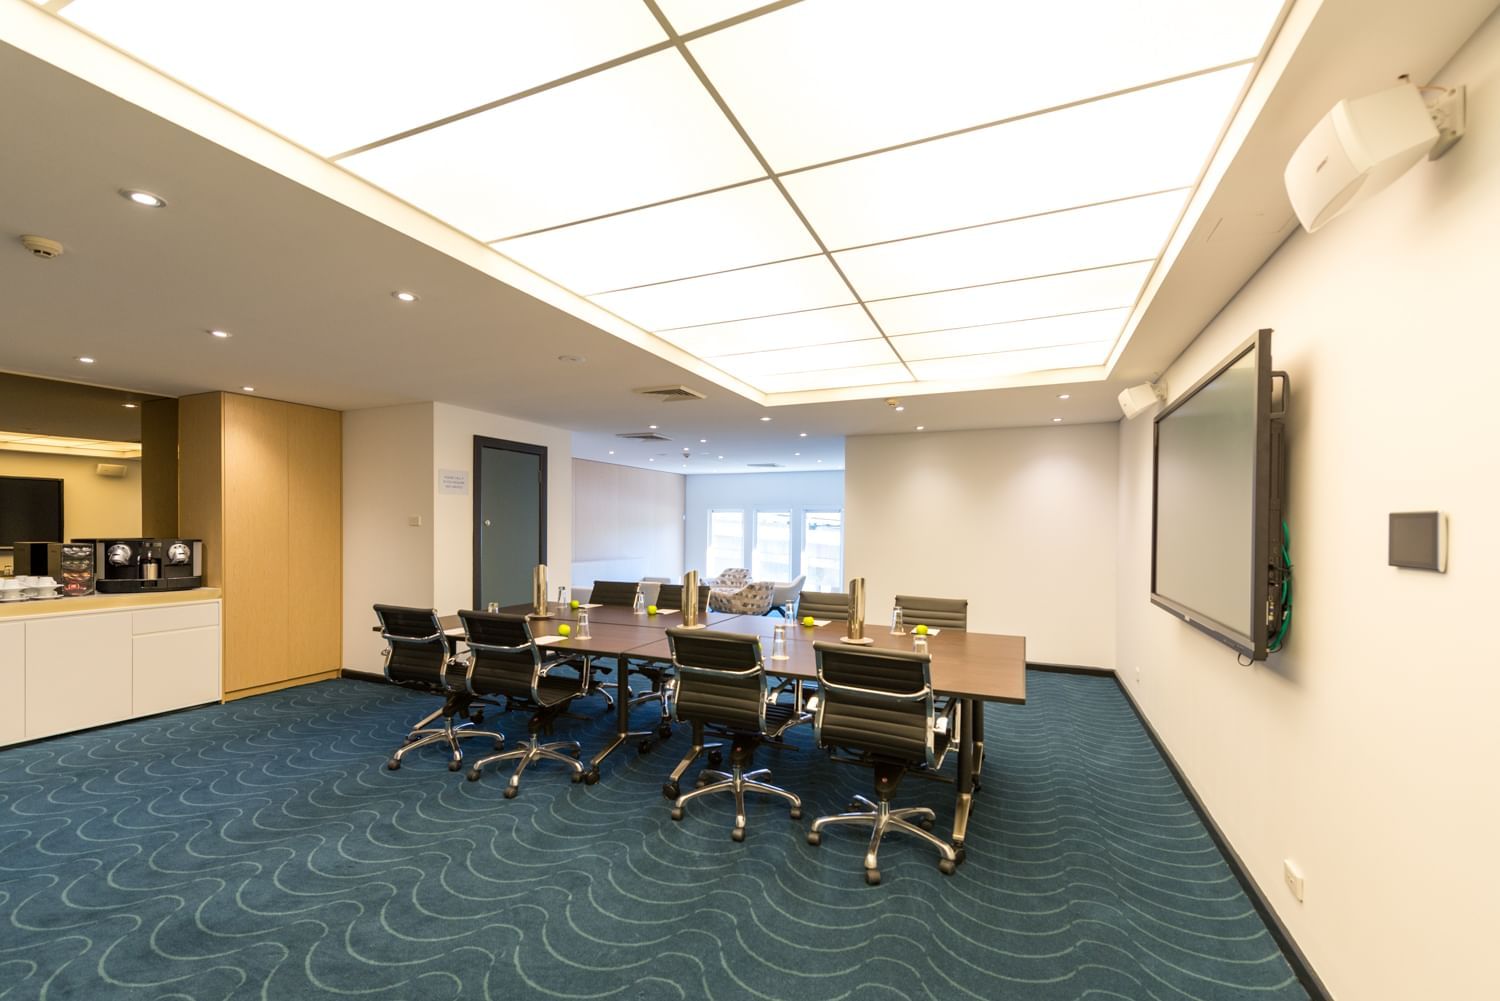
[1118,382,1165,420]
[1284,82,1439,232]
[95,463,127,478]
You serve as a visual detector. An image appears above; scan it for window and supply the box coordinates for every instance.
[802,510,843,592]
[706,510,745,576]
[752,510,793,582]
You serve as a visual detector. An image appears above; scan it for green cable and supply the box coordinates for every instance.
[1269,519,1293,651]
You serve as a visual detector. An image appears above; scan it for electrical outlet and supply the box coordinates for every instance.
[408,515,422,527]
[1428,85,1466,159]
[1283,860,1305,902]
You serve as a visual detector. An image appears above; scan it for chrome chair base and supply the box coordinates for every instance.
[466,735,584,796]
[669,759,802,840]
[808,794,957,884]
[388,714,504,772]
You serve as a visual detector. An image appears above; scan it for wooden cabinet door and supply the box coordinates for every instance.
[222,394,290,692]
[133,627,221,716]
[25,612,132,739]
[0,621,24,745]
[287,405,342,680]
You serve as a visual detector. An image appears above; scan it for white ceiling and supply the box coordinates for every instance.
[50,0,1284,400]
[1,0,1493,474]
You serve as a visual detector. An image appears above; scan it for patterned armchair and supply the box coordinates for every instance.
[708,580,777,616]
[707,567,750,588]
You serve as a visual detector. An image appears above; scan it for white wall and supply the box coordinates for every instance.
[431,403,573,619]
[1115,12,1500,999]
[846,426,1117,667]
[572,459,684,586]
[683,470,845,581]
[341,403,433,671]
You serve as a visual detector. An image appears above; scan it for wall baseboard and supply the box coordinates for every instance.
[1027,662,1332,1001]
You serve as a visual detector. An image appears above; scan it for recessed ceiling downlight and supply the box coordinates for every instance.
[76,356,95,364]
[120,189,166,207]
[242,386,256,393]
[392,290,419,303]
[209,329,232,339]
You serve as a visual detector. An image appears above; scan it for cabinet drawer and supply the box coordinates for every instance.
[133,627,221,717]
[133,601,220,635]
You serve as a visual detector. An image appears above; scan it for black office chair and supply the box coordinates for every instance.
[458,610,588,796]
[374,604,503,772]
[796,591,851,622]
[589,580,641,606]
[660,629,802,841]
[893,594,968,631]
[806,641,959,884]
[654,583,711,610]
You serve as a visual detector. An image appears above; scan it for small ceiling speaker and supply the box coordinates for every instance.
[1118,382,1166,420]
[1284,82,1440,232]
[20,235,64,259]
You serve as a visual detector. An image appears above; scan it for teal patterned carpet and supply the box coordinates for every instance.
[0,672,1308,1000]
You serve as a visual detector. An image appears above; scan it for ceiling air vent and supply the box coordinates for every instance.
[747,462,783,468]
[634,385,706,402]
[616,431,672,442]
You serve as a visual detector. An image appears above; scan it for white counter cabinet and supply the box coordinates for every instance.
[0,591,222,747]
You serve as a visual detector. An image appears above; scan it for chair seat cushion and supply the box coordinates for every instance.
[536,675,582,706]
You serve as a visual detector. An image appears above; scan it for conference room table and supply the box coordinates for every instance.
[468,602,1025,859]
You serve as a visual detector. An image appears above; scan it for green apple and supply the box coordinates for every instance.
[801,615,815,627]
[647,604,659,615]
[570,599,580,609]
[558,623,572,637]
[914,624,929,635]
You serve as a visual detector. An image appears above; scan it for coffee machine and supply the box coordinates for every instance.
[74,538,204,593]
[13,542,96,596]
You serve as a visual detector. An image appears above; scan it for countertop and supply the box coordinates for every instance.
[0,587,223,620]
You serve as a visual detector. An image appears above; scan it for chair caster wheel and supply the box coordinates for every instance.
[695,774,709,788]
[919,817,934,831]
[583,769,600,785]
[954,844,967,865]
[493,739,505,750]
[806,831,821,846]
[466,768,481,782]
[468,711,485,724]
[637,739,653,754]
[707,751,723,768]
[662,782,679,800]
[938,858,957,875]
[657,724,673,740]
[731,828,745,843]
[789,807,802,820]
[448,759,462,772]
[670,806,683,821]
[972,780,982,794]
[570,771,584,783]
[503,786,518,799]
[386,758,400,771]
[865,869,881,886]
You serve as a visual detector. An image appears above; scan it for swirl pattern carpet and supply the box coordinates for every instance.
[0,671,1308,1000]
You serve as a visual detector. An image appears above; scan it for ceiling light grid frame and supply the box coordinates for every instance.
[35,0,1293,406]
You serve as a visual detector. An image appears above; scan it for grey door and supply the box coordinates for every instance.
[474,437,546,608]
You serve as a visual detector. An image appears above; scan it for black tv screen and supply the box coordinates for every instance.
[1151,329,1288,659]
[0,476,64,549]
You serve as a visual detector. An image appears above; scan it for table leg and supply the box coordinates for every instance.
[586,655,634,781]
[952,697,975,863]
[972,696,986,790]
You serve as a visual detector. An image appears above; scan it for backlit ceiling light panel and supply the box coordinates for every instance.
[497,181,818,294]
[53,0,1282,400]
[686,0,1281,170]
[61,0,669,157]
[343,50,761,238]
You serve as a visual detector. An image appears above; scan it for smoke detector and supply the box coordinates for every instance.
[20,235,64,259]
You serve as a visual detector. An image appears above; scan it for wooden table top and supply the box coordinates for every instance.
[495,602,741,629]
[625,620,1025,704]
[430,612,1023,703]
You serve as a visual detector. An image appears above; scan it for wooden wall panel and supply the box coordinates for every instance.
[222,394,290,693]
[286,405,342,681]
[139,397,179,537]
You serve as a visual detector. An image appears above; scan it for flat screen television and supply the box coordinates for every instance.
[1151,329,1289,660]
[0,475,65,550]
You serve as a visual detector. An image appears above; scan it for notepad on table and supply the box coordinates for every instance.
[534,635,569,645]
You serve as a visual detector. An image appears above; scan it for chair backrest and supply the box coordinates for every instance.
[590,580,641,606]
[714,567,751,586]
[655,583,712,610]
[796,590,850,622]
[770,574,807,605]
[812,642,935,766]
[894,594,969,631]
[667,629,768,733]
[375,604,449,688]
[458,610,542,700]
[725,580,775,615]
